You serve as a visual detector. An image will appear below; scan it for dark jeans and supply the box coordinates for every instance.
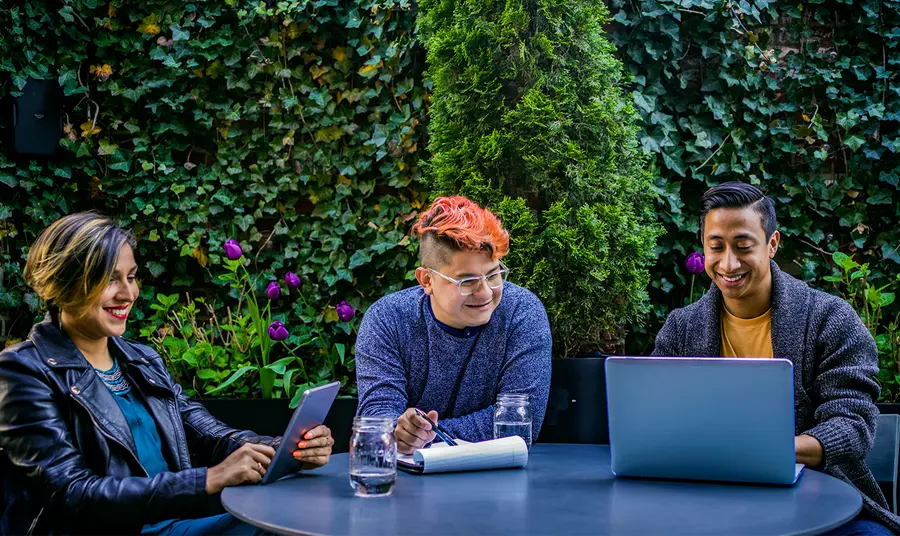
[823,517,893,536]
[142,513,265,536]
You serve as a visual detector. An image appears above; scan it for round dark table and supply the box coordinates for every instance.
[221,444,862,535]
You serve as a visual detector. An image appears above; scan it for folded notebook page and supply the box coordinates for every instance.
[398,436,529,474]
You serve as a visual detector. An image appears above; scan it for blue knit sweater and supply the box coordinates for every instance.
[355,282,552,442]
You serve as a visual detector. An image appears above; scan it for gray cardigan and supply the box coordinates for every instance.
[653,261,900,531]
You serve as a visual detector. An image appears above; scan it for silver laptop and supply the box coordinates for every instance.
[605,357,804,485]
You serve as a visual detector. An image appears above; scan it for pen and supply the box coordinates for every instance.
[414,408,458,447]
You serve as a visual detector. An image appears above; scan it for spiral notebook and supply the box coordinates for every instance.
[397,436,529,474]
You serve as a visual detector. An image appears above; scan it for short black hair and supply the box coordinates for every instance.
[699,182,777,240]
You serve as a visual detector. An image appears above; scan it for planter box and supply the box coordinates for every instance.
[198,397,358,454]
[537,357,609,445]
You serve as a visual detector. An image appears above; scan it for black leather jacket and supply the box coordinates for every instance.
[0,319,270,535]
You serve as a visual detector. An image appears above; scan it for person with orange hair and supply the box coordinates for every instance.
[355,196,552,453]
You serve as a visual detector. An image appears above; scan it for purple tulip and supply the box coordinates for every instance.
[223,239,243,261]
[266,281,282,301]
[685,252,705,275]
[267,320,289,341]
[285,272,301,290]
[336,300,355,322]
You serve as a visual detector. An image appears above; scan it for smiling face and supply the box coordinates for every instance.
[415,250,504,329]
[62,243,140,339]
[703,207,780,318]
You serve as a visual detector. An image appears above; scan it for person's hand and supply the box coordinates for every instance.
[395,408,438,455]
[206,443,275,494]
[292,425,333,469]
[795,434,824,467]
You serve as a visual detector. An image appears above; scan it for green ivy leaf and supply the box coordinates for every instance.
[883,243,900,264]
[662,151,686,177]
[345,9,363,28]
[147,261,166,277]
[633,92,655,114]
[170,24,190,42]
[12,74,27,90]
[348,249,372,269]
[368,124,388,147]
[97,140,119,156]
[844,135,865,152]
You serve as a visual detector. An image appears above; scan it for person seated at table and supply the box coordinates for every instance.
[355,196,552,454]
[652,182,900,535]
[0,212,334,535]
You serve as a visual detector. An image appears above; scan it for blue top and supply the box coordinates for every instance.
[426,296,484,338]
[355,282,552,442]
[95,360,170,478]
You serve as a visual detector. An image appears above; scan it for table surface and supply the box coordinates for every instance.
[221,444,862,536]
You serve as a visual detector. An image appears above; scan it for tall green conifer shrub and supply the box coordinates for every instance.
[418,0,662,355]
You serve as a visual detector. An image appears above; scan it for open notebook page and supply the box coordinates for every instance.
[398,436,528,474]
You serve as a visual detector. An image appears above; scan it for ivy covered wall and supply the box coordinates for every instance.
[611,0,900,396]
[0,0,427,373]
[1,0,898,394]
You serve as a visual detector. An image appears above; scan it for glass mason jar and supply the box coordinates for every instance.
[493,393,533,448]
[349,416,397,497]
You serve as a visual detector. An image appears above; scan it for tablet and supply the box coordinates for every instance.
[260,381,341,484]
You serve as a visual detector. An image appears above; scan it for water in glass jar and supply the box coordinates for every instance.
[493,421,532,448]
[349,468,396,497]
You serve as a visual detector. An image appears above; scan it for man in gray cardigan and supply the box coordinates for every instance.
[653,182,899,535]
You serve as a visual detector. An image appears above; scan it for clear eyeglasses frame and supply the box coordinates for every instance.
[426,262,510,296]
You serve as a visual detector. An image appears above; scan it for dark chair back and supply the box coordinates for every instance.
[537,357,609,444]
[866,413,900,513]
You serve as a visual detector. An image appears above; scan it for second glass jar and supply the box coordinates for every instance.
[493,393,532,448]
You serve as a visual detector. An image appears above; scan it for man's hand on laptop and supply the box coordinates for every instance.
[795,434,824,467]
[395,408,438,454]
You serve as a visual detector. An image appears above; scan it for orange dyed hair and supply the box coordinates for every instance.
[411,196,509,265]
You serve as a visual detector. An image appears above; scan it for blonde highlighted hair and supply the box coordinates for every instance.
[24,212,135,320]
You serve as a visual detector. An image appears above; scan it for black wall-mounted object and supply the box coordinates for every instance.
[11,78,63,157]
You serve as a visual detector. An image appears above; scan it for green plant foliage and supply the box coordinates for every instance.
[611,0,900,362]
[417,0,663,356]
[140,253,356,406]
[0,0,427,396]
[825,252,900,400]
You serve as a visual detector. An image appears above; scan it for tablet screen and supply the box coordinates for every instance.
[260,381,341,484]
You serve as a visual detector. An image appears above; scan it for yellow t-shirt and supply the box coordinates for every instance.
[721,307,774,358]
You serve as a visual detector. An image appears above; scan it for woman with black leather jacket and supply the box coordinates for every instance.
[0,212,334,535]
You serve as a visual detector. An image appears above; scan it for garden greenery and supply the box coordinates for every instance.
[2,0,898,398]
[827,252,900,400]
[140,248,355,406]
[0,0,426,397]
[611,0,900,397]
[417,0,662,356]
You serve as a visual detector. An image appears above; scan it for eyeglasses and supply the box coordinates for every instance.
[426,262,510,296]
